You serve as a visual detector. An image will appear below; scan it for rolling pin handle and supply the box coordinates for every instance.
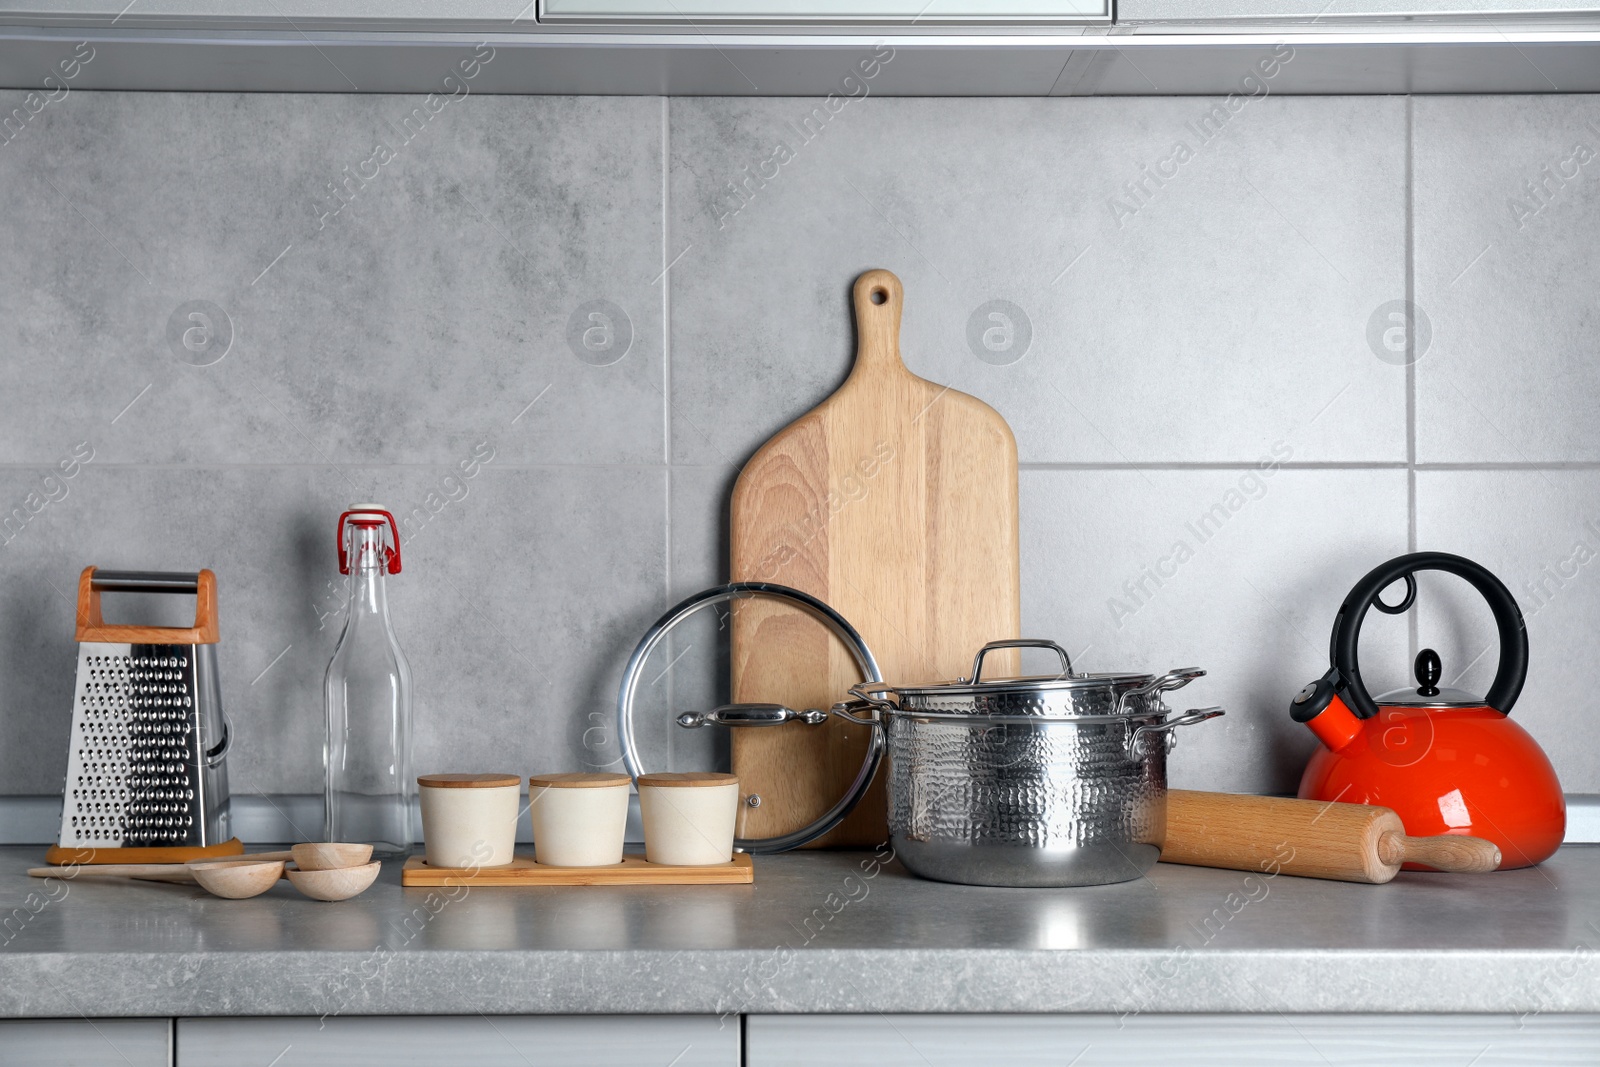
[1377,831,1502,873]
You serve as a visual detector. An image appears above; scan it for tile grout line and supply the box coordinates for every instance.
[662,94,673,478]
[1022,461,1412,471]
[1405,94,1419,661]
[0,462,689,472]
[1,790,1596,844]
[1405,93,1419,491]
[1019,462,1600,472]
[3,460,1598,473]
[662,94,674,768]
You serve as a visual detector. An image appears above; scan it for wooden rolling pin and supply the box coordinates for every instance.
[1162,790,1501,884]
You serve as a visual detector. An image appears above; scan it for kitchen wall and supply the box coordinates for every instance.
[2,81,1598,807]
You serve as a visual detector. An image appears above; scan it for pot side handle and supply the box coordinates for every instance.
[1126,706,1225,760]
[1113,667,1206,717]
[846,682,899,711]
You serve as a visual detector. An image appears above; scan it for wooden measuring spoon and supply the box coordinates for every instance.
[186,859,287,898]
[27,863,201,884]
[29,843,379,900]
[285,861,381,901]
[290,842,373,871]
[26,857,288,899]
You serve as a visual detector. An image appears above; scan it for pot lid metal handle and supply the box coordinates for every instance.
[967,638,1074,683]
[676,704,829,728]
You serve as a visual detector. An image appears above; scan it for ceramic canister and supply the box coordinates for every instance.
[637,772,739,866]
[528,772,632,867]
[417,773,522,869]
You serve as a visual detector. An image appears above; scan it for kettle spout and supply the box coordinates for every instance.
[1290,670,1363,753]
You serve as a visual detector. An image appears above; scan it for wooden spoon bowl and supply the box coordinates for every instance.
[290,842,374,872]
[285,860,381,901]
[187,859,286,899]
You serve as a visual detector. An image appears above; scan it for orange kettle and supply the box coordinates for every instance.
[1290,552,1564,870]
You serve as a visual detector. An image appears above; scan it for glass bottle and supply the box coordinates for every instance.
[324,505,413,857]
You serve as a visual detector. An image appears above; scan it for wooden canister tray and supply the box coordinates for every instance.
[400,852,753,887]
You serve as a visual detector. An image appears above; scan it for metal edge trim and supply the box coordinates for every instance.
[5,25,1600,45]
[3,792,1598,843]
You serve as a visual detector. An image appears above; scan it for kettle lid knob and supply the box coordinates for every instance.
[1415,648,1442,697]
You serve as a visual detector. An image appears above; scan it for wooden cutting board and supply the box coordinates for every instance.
[729,269,1021,847]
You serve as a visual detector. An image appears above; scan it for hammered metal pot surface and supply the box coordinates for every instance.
[893,678,1166,719]
[887,712,1167,888]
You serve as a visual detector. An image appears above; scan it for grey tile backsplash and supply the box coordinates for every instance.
[1,91,1597,802]
[1413,96,1600,465]
[668,96,1408,467]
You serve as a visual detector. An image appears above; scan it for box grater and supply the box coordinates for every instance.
[47,567,239,865]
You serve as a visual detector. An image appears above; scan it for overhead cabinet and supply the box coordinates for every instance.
[2,0,1600,93]
[540,0,1109,20]
[1121,1,1600,20]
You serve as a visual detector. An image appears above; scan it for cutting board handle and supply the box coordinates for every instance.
[850,269,908,378]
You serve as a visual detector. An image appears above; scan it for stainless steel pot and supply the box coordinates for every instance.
[838,639,1224,888]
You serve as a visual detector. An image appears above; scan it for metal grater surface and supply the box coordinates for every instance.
[61,642,212,849]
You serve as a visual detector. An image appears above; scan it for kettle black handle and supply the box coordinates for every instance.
[1330,551,1528,720]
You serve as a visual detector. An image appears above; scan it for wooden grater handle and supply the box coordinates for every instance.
[75,566,219,645]
[1377,831,1502,873]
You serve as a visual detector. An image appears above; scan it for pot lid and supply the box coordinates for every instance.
[875,638,1195,700]
[869,636,1155,696]
[1374,648,1488,709]
[889,669,1158,698]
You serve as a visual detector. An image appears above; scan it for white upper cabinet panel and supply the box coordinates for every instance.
[1121,0,1600,21]
[540,0,1108,21]
[4,0,1600,93]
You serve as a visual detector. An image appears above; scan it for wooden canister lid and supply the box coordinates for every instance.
[637,772,739,789]
[418,773,521,788]
[528,772,632,789]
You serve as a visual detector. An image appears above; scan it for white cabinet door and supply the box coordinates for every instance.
[1120,0,1600,18]
[748,1014,1600,1066]
[540,0,1109,21]
[177,1015,738,1067]
[0,1019,170,1067]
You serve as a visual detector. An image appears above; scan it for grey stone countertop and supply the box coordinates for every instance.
[2,844,1600,1018]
